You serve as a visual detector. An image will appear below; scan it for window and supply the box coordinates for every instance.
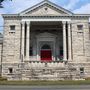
[10,25,15,30]
[80,67,84,74]
[9,68,13,74]
[77,25,83,30]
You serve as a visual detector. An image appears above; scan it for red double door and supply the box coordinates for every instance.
[41,50,52,62]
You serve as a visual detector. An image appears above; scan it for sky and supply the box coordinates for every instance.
[0,0,90,33]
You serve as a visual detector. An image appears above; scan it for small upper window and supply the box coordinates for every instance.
[9,68,13,74]
[77,25,83,30]
[10,25,15,30]
[80,67,84,74]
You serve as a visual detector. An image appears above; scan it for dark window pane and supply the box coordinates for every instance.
[9,68,13,74]
[80,67,84,74]
[10,25,15,30]
[77,25,83,30]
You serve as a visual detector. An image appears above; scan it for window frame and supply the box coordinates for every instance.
[10,25,15,31]
[77,25,83,30]
[9,68,13,74]
[80,67,84,74]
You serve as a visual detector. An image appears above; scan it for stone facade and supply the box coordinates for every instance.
[0,34,3,74]
[1,0,90,80]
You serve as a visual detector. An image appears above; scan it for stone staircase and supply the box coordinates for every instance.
[20,62,81,80]
[6,62,84,80]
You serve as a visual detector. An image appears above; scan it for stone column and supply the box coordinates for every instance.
[26,21,30,61]
[54,41,56,61]
[37,40,39,61]
[62,21,67,61]
[21,21,25,61]
[68,22,72,61]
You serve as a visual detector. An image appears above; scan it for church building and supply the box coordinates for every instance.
[1,0,90,80]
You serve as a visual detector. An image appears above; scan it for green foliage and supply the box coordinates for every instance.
[0,0,12,8]
[85,77,90,80]
[0,76,7,81]
[0,80,90,85]
[0,0,12,3]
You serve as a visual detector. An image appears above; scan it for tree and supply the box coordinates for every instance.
[0,0,12,8]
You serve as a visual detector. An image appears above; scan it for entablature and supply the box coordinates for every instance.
[2,14,90,19]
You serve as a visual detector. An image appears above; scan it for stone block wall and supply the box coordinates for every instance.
[71,18,90,63]
[0,44,2,74]
[0,44,2,65]
[2,18,21,63]
[2,63,22,80]
[2,17,22,77]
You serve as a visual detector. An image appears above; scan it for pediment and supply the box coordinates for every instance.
[20,0,73,16]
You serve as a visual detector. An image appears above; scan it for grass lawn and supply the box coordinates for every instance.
[0,80,90,85]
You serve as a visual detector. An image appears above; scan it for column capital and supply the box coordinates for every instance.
[62,21,66,25]
[67,21,71,24]
[26,21,30,25]
[21,21,25,25]
[68,21,71,29]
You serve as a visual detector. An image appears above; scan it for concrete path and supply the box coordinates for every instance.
[0,85,90,90]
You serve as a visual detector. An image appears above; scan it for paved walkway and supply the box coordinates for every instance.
[0,85,90,90]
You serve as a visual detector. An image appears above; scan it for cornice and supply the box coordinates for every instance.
[2,14,90,19]
[74,14,90,17]
[2,14,21,18]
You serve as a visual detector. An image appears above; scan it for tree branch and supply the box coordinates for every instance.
[0,0,12,8]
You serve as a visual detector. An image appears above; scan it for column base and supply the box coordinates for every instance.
[25,57,30,61]
[63,59,67,61]
[68,59,72,62]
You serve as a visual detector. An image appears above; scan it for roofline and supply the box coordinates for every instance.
[46,0,73,14]
[19,0,45,14]
[2,14,20,18]
[19,0,73,15]
[74,14,90,17]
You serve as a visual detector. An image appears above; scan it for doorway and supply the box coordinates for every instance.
[41,44,52,62]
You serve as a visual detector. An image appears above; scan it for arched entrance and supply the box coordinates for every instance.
[41,44,52,62]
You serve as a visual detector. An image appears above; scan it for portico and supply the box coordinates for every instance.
[21,20,72,62]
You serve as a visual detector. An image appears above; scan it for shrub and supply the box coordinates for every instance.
[0,76,7,81]
[85,77,90,80]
